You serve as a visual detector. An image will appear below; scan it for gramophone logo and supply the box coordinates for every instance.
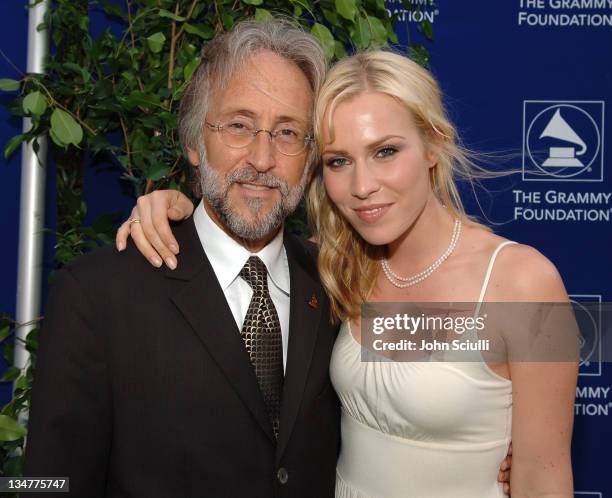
[570,294,602,377]
[523,101,604,182]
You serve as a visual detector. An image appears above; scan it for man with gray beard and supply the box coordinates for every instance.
[24,20,340,498]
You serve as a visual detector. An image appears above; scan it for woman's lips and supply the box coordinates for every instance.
[353,203,392,222]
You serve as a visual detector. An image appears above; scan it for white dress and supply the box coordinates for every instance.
[330,242,516,498]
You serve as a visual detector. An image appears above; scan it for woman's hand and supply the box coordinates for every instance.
[116,190,194,269]
[498,443,512,496]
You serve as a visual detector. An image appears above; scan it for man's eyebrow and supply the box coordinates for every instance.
[217,108,257,119]
[276,115,309,125]
[217,109,308,125]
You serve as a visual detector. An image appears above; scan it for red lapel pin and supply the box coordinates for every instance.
[308,294,318,309]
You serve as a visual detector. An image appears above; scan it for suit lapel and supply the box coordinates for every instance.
[277,235,323,459]
[166,218,274,441]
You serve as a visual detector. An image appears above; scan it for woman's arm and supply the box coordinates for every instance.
[498,246,578,498]
[115,189,194,269]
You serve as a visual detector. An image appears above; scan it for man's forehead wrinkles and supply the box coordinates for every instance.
[248,79,310,117]
[245,61,311,113]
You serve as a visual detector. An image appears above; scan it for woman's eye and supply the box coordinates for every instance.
[324,157,349,168]
[375,146,398,158]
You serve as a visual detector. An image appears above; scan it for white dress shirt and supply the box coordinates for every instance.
[193,200,291,371]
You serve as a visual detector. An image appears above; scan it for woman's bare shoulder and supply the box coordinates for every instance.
[483,238,568,302]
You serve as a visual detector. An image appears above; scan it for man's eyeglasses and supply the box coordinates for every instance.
[205,120,313,157]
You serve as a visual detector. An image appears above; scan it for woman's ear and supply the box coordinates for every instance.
[425,136,441,169]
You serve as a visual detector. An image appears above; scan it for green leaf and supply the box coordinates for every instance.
[146,162,170,181]
[323,8,341,28]
[22,91,48,116]
[0,325,10,342]
[389,27,399,44]
[25,332,38,353]
[421,19,434,40]
[367,16,388,47]
[79,14,90,32]
[103,2,127,19]
[0,415,26,442]
[336,0,357,21]
[183,57,200,81]
[3,342,13,363]
[50,109,83,146]
[15,374,28,391]
[88,134,112,154]
[147,32,166,53]
[255,8,273,22]
[183,23,214,40]
[3,134,25,160]
[352,16,371,49]
[93,79,113,99]
[311,24,335,62]
[121,70,135,82]
[62,62,91,82]
[125,90,161,111]
[0,367,20,383]
[408,43,430,68]
[222,13,235,30]
[158,9,186,21]
[243,0,264,5]
[117,154,129,169]
[334,41,347,60]
[0,78,20,91]
[49,127,66,147]
[3,455,23,477]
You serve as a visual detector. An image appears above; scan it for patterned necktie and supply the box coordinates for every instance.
[239,256,283,439]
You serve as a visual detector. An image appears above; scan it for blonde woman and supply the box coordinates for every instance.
[117,51,576,497]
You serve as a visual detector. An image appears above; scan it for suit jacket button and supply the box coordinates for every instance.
[277,467,289,484]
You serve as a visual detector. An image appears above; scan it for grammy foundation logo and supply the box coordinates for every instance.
[523,101,604,182]
[540,109,586,167]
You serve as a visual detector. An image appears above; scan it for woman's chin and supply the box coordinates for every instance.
[352,226,397,247]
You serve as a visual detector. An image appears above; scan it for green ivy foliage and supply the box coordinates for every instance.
[0,0,432,480]
[0,313,38,479]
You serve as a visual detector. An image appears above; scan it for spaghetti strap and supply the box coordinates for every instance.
[474,241,518,316]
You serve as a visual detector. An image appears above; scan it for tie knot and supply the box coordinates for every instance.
[239,256,269,292]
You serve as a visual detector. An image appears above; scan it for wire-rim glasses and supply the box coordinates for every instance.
[205,120,313,157]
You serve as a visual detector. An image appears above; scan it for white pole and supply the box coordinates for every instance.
[14,0,50,380]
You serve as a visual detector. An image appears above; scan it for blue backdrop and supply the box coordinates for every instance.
[1,1,610,494]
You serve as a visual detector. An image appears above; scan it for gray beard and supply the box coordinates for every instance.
[198,146,308,241]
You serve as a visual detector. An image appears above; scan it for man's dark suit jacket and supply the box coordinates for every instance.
[24,217,340,497]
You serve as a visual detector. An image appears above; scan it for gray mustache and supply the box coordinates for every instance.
[226,167,289,196]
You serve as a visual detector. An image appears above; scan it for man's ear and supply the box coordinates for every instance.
[187,147,200,167]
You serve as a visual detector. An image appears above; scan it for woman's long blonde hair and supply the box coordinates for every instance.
[307,50,486,322]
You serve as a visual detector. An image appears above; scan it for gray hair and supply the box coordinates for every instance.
[178,19,326,195]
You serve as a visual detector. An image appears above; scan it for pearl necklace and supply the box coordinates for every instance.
[381,219,462,288]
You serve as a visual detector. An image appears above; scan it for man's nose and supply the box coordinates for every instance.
[246,130,275,172]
